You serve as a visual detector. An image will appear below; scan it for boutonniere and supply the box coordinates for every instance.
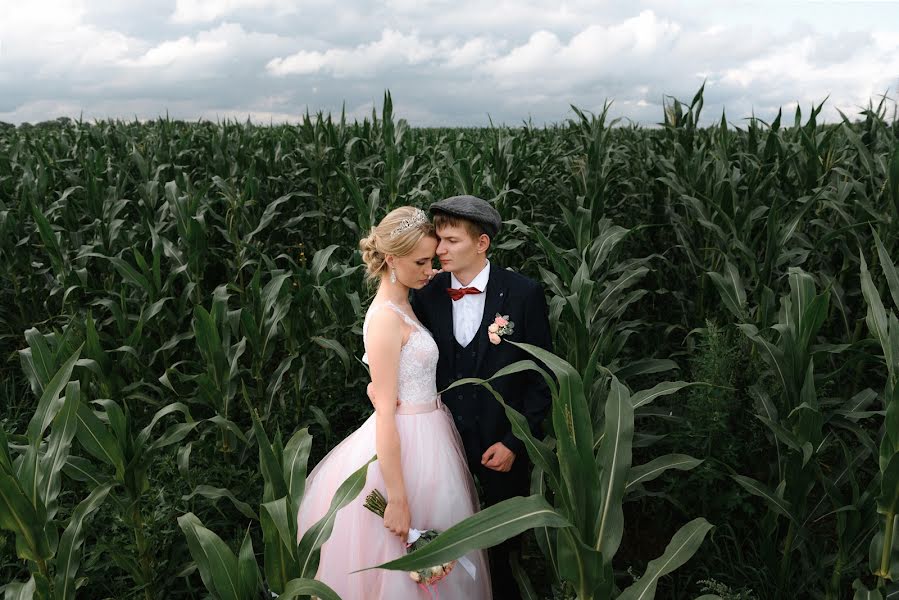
[487,313,515,345]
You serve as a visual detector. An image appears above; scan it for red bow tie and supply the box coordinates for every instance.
[446,287,483,301]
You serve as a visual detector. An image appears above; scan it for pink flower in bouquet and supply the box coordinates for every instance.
[495,316,509,327]
[488,332,501,345]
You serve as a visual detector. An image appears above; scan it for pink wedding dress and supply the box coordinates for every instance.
[296,301,492,599]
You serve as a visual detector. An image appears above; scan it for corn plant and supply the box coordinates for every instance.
[724,268,884,597]
[13,322,200,597]
[236,270,297,416]
[164,176,209,297]
[0,347,114,598]
[189,284,248,453]
[64,389,198,598]
[530,215,670,410]
[661,92,826,329]
[856,229,899,596]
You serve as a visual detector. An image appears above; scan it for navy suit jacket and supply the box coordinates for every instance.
[410,265,553,465]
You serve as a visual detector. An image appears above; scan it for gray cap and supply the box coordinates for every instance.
[429,195,502,238]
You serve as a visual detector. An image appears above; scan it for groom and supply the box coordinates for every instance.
[412,195,552,600]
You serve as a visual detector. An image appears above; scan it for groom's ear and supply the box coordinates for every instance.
[477,233,491,254]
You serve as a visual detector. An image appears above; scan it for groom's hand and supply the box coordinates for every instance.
[481,442,515,472]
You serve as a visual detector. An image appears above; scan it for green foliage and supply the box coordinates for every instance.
[667,321,768,544]
[2,87,898,598]
[697,578,758,600]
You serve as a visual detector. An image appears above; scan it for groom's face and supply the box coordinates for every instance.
[435,224,487,273]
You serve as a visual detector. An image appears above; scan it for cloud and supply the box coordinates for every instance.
[2,1,898,126]
[0,1,144,76]
[171,0,299,24]
[716,30,899,115]
[121,32,228,69]
[113,22,294,81]
[444,37,506,69]
[267,29,443,77]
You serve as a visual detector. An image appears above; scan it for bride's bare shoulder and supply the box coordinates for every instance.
[366,303,404,333]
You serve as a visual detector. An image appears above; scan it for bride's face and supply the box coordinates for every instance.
[388,235,438,289]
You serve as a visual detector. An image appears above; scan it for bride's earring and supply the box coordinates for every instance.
[390,268,397,284]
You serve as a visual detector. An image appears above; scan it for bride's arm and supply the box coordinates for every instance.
[365,309,410,540]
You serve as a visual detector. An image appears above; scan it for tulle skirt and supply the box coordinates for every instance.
[296,400,492,600]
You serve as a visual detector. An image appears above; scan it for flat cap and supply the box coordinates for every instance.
[429,195,502,238]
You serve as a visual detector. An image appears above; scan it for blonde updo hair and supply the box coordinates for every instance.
[359,206,436,283]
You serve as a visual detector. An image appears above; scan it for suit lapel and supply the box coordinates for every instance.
[433,273,456,370]
[474,266,508,376]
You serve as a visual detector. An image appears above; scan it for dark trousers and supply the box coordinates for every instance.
[473,456,530,600]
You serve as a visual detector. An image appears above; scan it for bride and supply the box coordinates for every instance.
[296,206,492,599]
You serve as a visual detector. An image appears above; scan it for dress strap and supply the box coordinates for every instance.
[362,301,425,365]
[367,300,424,331]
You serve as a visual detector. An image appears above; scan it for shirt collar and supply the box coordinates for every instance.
[451,259,490,292]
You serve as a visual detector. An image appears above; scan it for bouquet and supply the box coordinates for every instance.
[363,489,475,590]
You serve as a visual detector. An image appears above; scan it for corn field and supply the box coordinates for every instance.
[1,88,899,599]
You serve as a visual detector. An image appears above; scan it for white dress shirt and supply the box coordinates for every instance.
[450,260,490,348]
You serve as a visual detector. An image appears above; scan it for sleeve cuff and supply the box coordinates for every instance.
[502,433,525,458]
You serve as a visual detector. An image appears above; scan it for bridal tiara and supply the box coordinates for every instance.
[389,208,429,238]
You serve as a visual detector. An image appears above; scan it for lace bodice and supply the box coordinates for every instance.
[362,301,439,407]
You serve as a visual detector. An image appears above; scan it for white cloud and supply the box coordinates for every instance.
[1,0,86,32]
[386,0,592,38]
[717,30,899,114]
[0,0,144,75]
[481,11,682,89]
[115,22,287,76]
[171,0,298,24]
[122,33,228,69]
[2,1,899,126]
[444,37,506,68]
[267,29,441,77]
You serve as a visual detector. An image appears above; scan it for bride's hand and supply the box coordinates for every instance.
[383,497,411,540]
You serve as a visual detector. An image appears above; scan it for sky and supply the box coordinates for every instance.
[1,0,898,127]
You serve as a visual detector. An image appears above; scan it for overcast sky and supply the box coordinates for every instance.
[1,0,898,127]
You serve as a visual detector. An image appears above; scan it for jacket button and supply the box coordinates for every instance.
[457,393,463,401]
